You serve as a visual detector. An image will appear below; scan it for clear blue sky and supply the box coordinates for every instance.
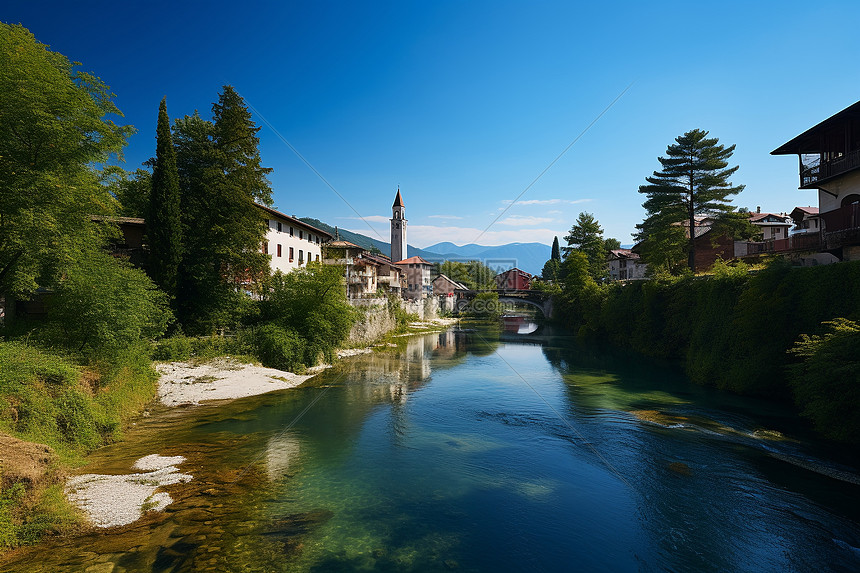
[6,1,860,247]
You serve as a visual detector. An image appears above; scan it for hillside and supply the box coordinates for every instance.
[300,218,551,275]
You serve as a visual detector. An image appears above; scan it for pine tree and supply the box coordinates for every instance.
[148,97,182,301]
[173,86,273,332]
[636,129,744,273]
[563,212,606,280]
[551,236,561,261]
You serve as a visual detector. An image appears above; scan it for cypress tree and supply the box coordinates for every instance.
[636,129,744,273]
[551,236,561,261]
[148,97,182,301]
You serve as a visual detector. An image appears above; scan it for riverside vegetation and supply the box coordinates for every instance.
[550,254,860,444]
[0,24,368,549]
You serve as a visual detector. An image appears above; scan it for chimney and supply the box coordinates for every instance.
[756,206,761,214]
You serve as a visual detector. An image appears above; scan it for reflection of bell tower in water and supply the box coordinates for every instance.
[390,188,407,262]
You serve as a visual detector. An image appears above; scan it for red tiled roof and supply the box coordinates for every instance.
[396,255,433,266]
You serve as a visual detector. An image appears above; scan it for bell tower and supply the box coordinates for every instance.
[390,188,407,262]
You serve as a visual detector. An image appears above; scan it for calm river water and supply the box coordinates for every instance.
[4,326,860,572]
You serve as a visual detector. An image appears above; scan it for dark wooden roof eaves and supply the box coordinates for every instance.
[255,203,334,239]
[772,100,860,155]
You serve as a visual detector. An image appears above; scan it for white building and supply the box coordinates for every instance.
[257,204,332,274]
[749,210,793,241]
[607,249,647,281]
[772,100,860,260]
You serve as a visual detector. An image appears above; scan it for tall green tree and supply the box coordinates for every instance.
[0,24,133,320]
[148,97,182,300]
[563,212,606,280]
[174,86,273,332]
[551,236,561,261]
[636,129,744,273]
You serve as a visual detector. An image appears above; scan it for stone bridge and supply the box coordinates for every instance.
[455,289,554,318]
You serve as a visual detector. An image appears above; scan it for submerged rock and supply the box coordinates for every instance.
[667,462,692,476]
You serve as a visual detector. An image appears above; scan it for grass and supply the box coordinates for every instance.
[0,340,158,549]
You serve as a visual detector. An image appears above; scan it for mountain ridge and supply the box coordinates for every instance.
[299,218,550,275]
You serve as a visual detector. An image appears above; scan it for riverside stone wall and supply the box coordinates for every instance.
[347,302,396,345]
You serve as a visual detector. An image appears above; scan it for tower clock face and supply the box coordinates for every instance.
[395,223,400,229]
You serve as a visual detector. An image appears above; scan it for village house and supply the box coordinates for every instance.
[324,238,407,299]
[607,249,647,281]
[772,99,860,260]
[790,206,821,236]
[495,268,531,290]
[363,252,407,298]
[748,209,793,241]
[432,273,469,296]
[397,255,434,299]
[257,204,332,274]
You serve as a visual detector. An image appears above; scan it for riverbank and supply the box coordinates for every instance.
[62,316,459,531]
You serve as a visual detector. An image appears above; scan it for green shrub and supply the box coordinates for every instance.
[151,335,193,361]
[252,324,306,371]
[554,259,860,440]
[43,249,172,355]
[788,318,860,443]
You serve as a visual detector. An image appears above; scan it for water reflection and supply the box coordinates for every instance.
[3,327,859,573]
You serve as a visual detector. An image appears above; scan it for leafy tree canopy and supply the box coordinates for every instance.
[563,212,606,280]
[0,23,133,303]
[435,260,496,290]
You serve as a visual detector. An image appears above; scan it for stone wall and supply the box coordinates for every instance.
[402,297,439,320]
[347,302,396,345]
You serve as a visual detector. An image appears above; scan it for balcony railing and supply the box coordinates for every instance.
[821,203,860,233]
[800,149,860,187]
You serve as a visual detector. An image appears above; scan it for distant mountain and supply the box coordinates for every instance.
[425,242,551,276]
[300,218,551,275]
[298,218,444,262]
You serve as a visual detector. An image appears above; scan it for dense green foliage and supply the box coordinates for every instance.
[148,98,182,300]
[636,129,744,273]
[434,260,496,290]
[174,86,273,333]
[562,212,606,280]
[555,259,860,442]
[259,264,356,366]
[42,250,171,355]
[788,319,860,443]
[541,258,561,281]
[0,24,132,308]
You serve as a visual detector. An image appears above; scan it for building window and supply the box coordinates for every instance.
[299,230,303,240]
[315,254,319,262]
[277,221,282,232]
[290,226,294,237]
[316,236,320,244]
[299,250,304,264]
[277,244,282,257]
[263,242,268,254]
[289,247,294,262]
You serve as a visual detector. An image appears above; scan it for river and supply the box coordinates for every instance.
[3,325,860,572]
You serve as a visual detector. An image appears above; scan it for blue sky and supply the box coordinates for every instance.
[6,1,860,247]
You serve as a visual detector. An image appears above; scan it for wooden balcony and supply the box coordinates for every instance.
[800,149,860,188]
[821,203,860,248]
